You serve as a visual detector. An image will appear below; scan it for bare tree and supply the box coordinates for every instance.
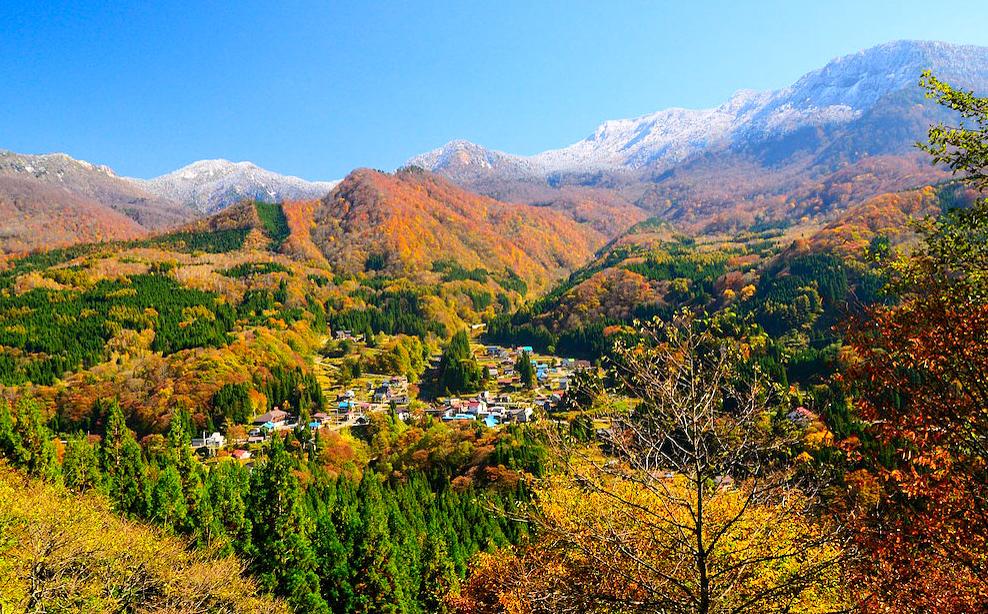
[517,313,851,614]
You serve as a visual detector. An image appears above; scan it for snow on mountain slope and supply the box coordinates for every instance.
[137,159,338,214]
[411,41,988,178]
[0,149,192,230]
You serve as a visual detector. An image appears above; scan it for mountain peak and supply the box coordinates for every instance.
[411,40,988,179]
[138,159,338,214]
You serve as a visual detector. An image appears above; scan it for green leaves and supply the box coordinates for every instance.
[919,70,988,188]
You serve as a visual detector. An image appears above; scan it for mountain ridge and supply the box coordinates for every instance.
[410,40,988,179]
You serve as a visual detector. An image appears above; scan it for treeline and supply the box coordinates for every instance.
[255,202,291,247]
[329,288,447,339]
[221,260,291,278]
[133,228,251,253]
[483,314,613,361]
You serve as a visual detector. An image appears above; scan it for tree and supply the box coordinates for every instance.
[421,535,459,613]
[247,436,329,613]
[515,350,535,390]
[99,400,147,516]
[212,382,253,425]
[437,330,484,395]
[62,433,101,493]
[352,473,406,612]
[840,72,988,611]
[494,314,849,613]
[7,397,60,482]
[207,460,252,556]
[151,464,188,531]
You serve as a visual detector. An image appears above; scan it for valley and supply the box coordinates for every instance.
[0,35,986,614]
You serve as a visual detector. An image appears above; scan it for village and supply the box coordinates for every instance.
[189,337,592,462]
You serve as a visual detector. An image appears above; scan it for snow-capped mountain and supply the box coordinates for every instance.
[136,159,338,214]
[411,41,988,179]
[0,149,193,231]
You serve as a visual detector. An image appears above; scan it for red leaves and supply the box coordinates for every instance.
[843,288,988,611]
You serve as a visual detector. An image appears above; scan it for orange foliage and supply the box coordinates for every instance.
[310,169,605,293]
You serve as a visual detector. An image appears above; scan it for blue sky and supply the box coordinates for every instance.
[2,0,987,180]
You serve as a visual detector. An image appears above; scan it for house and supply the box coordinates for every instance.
[425,406,452,419]
[191,431,225,448]
[231,449,252,461]
[191,431,226,456]
[508,408,534,423]
[253,409,288,427]
[312,412,330,425]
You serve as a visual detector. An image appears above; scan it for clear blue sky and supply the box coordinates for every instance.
[1,0,986,180]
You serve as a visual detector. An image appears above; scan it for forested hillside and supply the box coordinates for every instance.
[311,167,606,292]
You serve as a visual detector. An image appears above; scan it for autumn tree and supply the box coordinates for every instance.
[840,71,988,611]
[483,314,849,613]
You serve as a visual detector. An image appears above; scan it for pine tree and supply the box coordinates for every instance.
[437,330,484,395]
[62,432,101,493]
[99,400,147,516]
[0,399,26,466]
[516,350,535,389]
[353,474,405,613]
[151,464,188,531]
[248,435,329,613]
[208,460,252,556]
[12,397,60,482]
[314,501,357,613]
[421,534,459,613]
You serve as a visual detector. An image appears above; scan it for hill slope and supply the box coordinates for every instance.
[0,464,285,613]
[0,150,192,231]
[310,168,606,292]
[0,175,146,254]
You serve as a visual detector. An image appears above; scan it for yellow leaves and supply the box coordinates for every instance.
[0,463,287,613]
[511,462,851,613]
[179,304,216,328]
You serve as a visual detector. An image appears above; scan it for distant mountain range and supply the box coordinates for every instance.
[0,151,337,253]
[3,40,988,255]
[409,40,988,230]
